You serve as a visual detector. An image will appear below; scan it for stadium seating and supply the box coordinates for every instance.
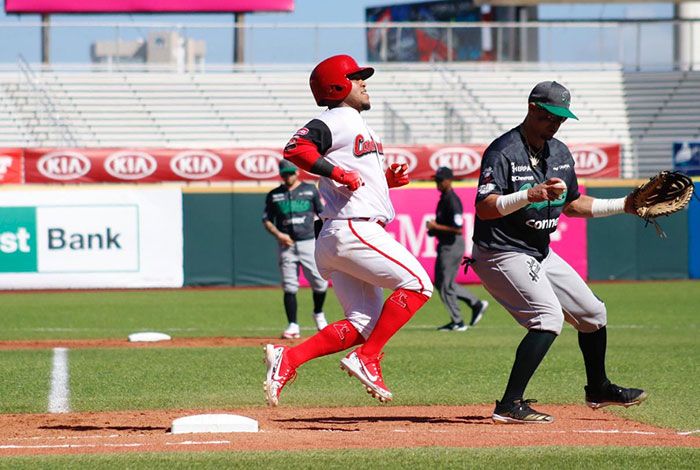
[1,63,698,177]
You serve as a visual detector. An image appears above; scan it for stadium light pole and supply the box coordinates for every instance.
[234,12,245,64]
[41,14,50,64]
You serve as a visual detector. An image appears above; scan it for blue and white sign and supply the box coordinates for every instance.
[673,142,700,175]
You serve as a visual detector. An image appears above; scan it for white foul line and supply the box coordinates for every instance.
[0,440,231,450]
[48,348,70,413]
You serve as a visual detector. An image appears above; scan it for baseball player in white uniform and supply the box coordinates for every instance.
[264,54,433,406]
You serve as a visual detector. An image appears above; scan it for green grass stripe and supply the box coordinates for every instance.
[0,282,697,430]
[0,350,53,413]
[0,447,698,469]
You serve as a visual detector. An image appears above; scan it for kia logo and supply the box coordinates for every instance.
[429,147,481,176]
[383,148,418,172]
[37,151,91,180]
[170,150,223,180]
[235,150,283,179]
[571,146,608,175]
[104,151,157,180]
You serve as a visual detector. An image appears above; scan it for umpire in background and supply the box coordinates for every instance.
[427,166,488,331]
[263,160,328,339]
[471,81,646,424]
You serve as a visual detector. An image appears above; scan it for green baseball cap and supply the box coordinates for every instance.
[529,81,578,120]
[278,160,298,175]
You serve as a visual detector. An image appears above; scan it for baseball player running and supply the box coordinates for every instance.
[263,159,328,339]
[472,81,646,424]
[264,54,433,406]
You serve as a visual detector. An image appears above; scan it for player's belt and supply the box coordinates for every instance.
[324,217,387,228]
[353,217,386,228]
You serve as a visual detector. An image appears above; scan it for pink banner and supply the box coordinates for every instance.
[385,186,588,283]
[302,186,588,286]
[5,0,293,13]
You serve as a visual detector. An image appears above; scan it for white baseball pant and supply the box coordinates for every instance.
[315,219,433,338]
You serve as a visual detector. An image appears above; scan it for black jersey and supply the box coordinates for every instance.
[263,182,323,241]
[435,189,464,246]
[473,126,581,260]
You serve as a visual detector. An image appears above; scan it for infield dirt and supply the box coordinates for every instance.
[0,337,697,456]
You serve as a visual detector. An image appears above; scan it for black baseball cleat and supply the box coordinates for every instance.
[585,380,648,409]
[437,321,467,332]
[469,300,489,327]
[492,399,554,424]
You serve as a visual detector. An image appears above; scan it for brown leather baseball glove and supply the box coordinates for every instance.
[628,170,694,237]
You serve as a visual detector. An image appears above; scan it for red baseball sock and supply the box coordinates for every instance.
[286,319,364,368]
[359,288,429,357]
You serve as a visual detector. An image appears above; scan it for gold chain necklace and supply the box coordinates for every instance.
[519,125,543,168]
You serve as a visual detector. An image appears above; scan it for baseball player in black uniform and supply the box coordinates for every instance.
[427,166,488,331]
[263,160,328,339]
[471,81,647,424]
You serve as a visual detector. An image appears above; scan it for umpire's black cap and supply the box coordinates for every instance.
[433,166,454,182]
[528,81,579,120]
[279,159,298,175]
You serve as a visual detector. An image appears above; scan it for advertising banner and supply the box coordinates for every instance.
[0,188,183,289]
[21,144,620,183]
[673,142,700,176]
[385,186,588,283]
[0,148,23,184]
[568,143,621,178]
[384,143,619,180]
[23,148,295,184]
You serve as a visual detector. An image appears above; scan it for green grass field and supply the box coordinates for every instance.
[0,281,698,467]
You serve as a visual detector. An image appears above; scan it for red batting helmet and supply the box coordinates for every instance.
[309,54,374,106]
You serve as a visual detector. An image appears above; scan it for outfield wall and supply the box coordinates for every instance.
[182,181,697,287]
[0,182,696,289]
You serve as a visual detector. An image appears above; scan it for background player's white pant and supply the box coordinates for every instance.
[315,219,433,337]
[472,245,606,334]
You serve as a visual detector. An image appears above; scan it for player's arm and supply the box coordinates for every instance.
[475,179,567,220]
[283,120,363,191]
[262,195,293,246]
[426,221,463,235]
[263,219,294,247]
[427,196,463,234]
[563,194,635,218]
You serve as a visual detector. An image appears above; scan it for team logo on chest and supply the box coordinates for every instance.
[353,135,383,157]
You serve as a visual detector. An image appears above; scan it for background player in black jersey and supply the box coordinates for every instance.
[263,160,328,339]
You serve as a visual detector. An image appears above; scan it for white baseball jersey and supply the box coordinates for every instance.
[287,106,432,337]
[295,107,395,223]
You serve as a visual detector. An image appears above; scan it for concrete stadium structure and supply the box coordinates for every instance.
[1,63,698,177]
